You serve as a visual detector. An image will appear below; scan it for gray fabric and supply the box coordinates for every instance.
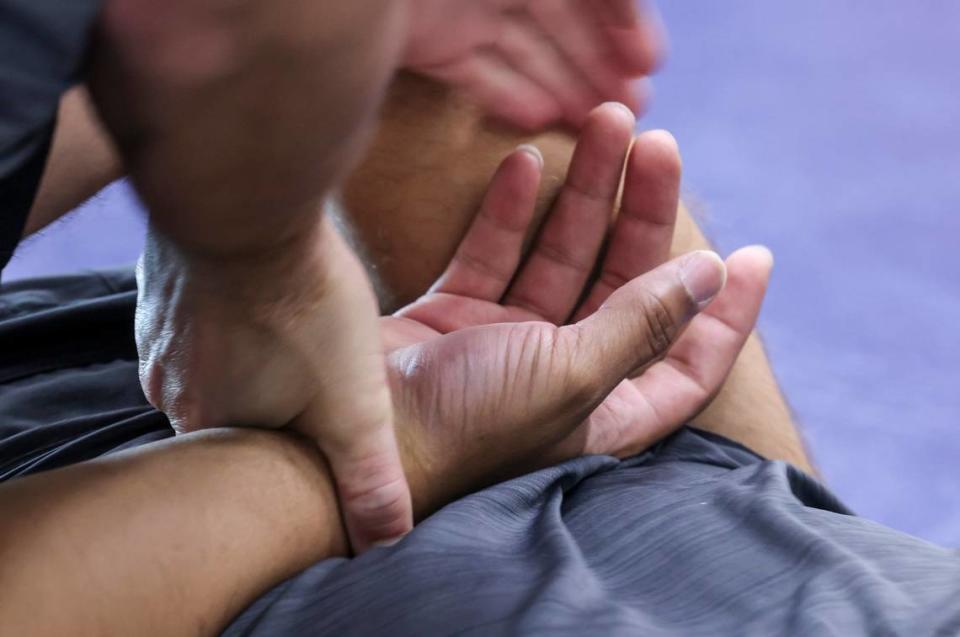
[0,0,103,272]
[227,429,960,637]
[2,271,959,635]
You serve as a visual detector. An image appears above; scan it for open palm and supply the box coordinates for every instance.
[379,105,774,512]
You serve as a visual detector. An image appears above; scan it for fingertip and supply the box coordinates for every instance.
[604,80,642,115]
[631,128,682,178]
[574,101,637,150]
[515,143,545,171]
[726,245,775,279]
[326,435,414,553]
[575,102,635,140]
[490,144,544,219]
[491,144,544,198]
[638,128,679,154]
[343,475,414,553]
[493,144,544,208]
[598,100,637,127]
[744,244,775,268]
[680,250,727,309]
[372,534,405,549]
[705,245,774,329]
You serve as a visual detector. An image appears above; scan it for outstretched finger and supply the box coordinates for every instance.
[430,146,543,301]
[504,102,635,323]
[574,130,681,320]
[620,246,774,453]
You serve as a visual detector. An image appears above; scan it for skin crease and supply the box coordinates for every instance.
[5,82,810,637]
[0,3,806,632]
[337,73,814,473]
[2,118,772,636]
[84,0,669,551]
[378,131,775,506]
[24,79,812,473]
[90,0,427,552]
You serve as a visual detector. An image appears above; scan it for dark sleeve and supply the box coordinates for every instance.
[0,0,104,275]
[0,129,52,273]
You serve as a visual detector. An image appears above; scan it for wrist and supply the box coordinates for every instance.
[141,212,337,308]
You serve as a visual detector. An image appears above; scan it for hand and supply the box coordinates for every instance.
[381,104,774,515]
[135,218,413,553]
[403,0,666,129]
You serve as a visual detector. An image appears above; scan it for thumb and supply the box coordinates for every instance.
[316,417,413,555]
[562,250,727,390]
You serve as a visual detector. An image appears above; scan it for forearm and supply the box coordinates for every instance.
[0,429,346,637]
[23,87,123,237]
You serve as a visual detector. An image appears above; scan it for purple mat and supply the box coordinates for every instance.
[5,1,959,544]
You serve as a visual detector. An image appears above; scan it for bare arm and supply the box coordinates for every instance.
[0,429,345,637]
[86,0,418,550]
[23,87,121,237]
[0,127,775,635]
[23,74,813,473]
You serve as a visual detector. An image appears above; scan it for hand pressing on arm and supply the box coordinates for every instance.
[91,0,414,552]
[23,0,663,558]
[135,219,410,553]
[0,120,770,637]
[89,0,660,553]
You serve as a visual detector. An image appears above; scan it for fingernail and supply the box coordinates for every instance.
[373,535,404,548]
[750,244,775,268]
[516,144,544,170]
[679,250,726,309]
[604,101,636,120]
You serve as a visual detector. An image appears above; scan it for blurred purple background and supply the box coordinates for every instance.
[5,2,959,544]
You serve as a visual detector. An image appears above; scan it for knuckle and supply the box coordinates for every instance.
[637,290,678,360]
[335,448,408,507]
[556,326,603,405]
[137,356,211,433]
[137,359,163,408]
[343,477,408,519]
[340,471,412,541]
